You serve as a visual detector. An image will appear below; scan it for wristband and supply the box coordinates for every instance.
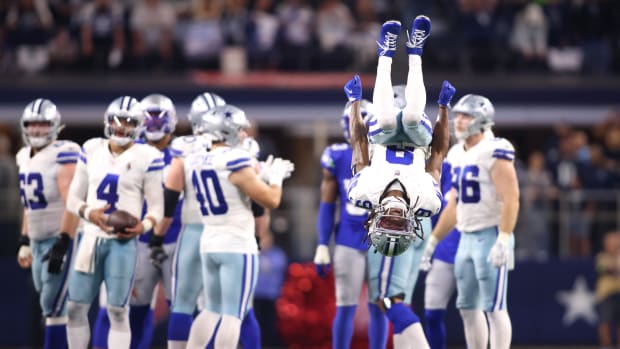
[142,219,154,233]
[83,206,93,222]
[427,234,439,250]
[497,232,512,243]
[149,233,164,247]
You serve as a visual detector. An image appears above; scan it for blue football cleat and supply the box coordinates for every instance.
[406,15,431,56]
[377,20,401,58]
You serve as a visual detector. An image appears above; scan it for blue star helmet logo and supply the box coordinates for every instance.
[224,111,233,119]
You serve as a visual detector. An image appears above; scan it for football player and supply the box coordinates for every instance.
[420,95,519,349]
[162,92,225,349]
[343,17,454,347]
[313,100,390,349]
[184,105,294,348]
[65,96,164,349]
[16,98,81,349]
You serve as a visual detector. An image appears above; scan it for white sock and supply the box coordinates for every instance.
[107,305,130,349]
[394,322,429,349]
[373,56,397,130]
[402,54,425,125]
[460,309,489,349]
[167,340,187,349]
[67,301,90,349]
[214,314,242,349]
[486,310,512,349]
[186,310,221,349]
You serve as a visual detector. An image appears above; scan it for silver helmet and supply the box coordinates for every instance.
[366,195,421,257]
[104,96,143,147]
[188,92,226,135]
[21,98,62,149]
[341,99,373,142]
[392,84,406,109]
[240,136,260,159]
[452,94,495,141]
[141,93,177,142]
[199,104,250,147]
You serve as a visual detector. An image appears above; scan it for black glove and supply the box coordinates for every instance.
[149,234,168,269]
[43,233,71,274]
[17,235,30,251]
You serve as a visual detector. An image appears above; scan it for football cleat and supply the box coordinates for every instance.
[377,20,401,58]
[406,15,431,56]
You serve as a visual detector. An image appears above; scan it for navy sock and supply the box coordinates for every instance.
[425,309,447,349]
[332,305,356,349]
[240,309,261,349]
[385,303,419,334]
[92,307,110,349]
[367,303,388,349]
[129,305,152,349]
[168,312,193,341]
[44,323,68,349]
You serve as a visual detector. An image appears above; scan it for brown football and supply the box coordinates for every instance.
[106,209,138,235]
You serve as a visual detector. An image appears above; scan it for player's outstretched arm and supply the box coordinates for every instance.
[232,158,294,209]
[420,188,458,271]
[155,157,185,237]
[314,168,337,278]
[491,159,520,236]
[426,80,455,182]
[345,75,369,174]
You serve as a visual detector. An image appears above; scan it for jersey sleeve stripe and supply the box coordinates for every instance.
[492,149,515,160]
[226,157,251,168]
[57,158,78,164]
[57,151,79,158]
[228,164,251,172]
[147,165,165,172]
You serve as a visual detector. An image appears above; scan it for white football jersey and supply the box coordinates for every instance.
[171,135,210,224]
[16,140,80,240]
[70,138,164,238]
[191,146,257,254]
[447,137,515,233]
[347,143,441,218]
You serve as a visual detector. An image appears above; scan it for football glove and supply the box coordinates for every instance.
[313,244,331,278]
[419,235,439,272]
[43,232,71,274]
[487,232,512,268]
[149,234,168,269]
[437,80,456,107]
[344,75,362,102]
[261,155,295,186]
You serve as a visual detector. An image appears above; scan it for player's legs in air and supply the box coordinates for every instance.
[167,224,203,349]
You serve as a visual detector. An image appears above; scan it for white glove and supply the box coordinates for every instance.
[313,244,331,278]
[268,157,295,186]
[419,235,439,272]
[258,155,274,183]
[487,232,513,268]
[18,245,32,260]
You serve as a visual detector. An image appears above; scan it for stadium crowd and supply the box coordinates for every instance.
[0,0,619,75]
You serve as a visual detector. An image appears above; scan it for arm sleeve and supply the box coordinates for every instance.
[317,202,336,245]
[144,159,164,224]
[66,155,89,216]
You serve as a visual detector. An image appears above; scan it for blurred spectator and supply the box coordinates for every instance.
[246,0,280,70]
[222,0,248,45]
[77,0,125,71]
[572,0,614,75]
[130,0,177,70]
[510,2,548,71]
[516,151,556,260]
[316,0,354,71]
[276,0,315,71]
[595,231,620,349]
[0,128,20,257]
[254,231,288,347]
[456,0,503,73]
[5,0,55,74]
[349,0,380,72]
[181,0,223,69]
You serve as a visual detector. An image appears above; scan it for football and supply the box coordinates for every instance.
[106,209,138,235]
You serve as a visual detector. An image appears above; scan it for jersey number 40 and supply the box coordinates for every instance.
[192,170,228,216]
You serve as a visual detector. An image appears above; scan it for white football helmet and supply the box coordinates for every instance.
[20,98,62,149]
[452,94,495,141]
[341,99,373,142]
[188,92,226,135]
[199,104,250,147]
[141,93,177,142]
[366,192,422,257]
[104,96,143,147]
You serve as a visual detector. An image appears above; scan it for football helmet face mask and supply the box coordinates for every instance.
[199,104,250,147]
[21,98,62,149]
[366,195,420,257]
[341,99,373,142]
[141,94,177,142]
[188,92,226,135]
[104,96,143,147]
[452,94,495,141]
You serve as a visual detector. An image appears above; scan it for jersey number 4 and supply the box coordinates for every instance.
[453,165,481,203]
[97,174,119,213]
[19,173,47,210]
[192,170,228,216]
